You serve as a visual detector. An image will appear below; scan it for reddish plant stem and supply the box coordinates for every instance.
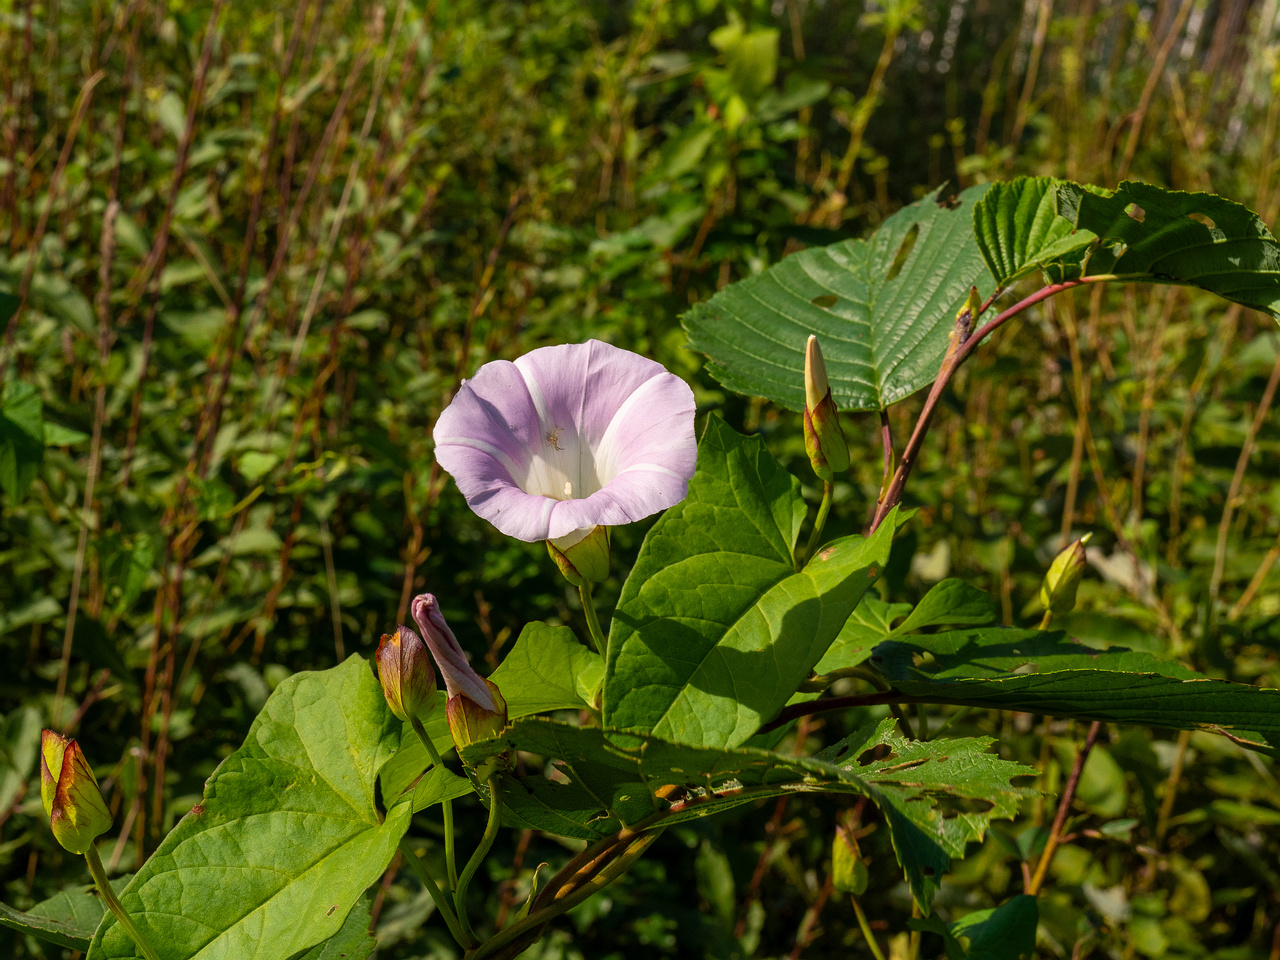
[871,279,1095,532]
[1027,720,1102,895]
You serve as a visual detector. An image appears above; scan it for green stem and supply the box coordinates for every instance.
[411,716,458,891]
[805,480,834,560]
[850,894,888,960]
[399,838,472,948]
[455,775,504,945]
[86,846,160,960]
[578,582,608,656]
[470,830,663,960]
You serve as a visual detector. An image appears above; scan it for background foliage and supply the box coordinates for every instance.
[2,0,1279,957]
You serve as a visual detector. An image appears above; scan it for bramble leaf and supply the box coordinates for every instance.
[682,185,996,412]
[464,716,1035,908]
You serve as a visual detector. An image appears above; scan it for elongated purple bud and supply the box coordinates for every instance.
[411,594,498,713]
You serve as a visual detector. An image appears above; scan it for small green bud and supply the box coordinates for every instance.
[376,626,438,723]
[40,731,112,855]
[446,678,509,752]
[803,335,850,482]
[547,525,610,586]
[1040,533,1092,619]
[832,826,868,895]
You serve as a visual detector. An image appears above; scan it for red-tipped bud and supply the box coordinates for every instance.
[803,336,849,482]
[446,678,509,752]
[547,525,610,586]
[40,731,112,855]
[376,626,438,723]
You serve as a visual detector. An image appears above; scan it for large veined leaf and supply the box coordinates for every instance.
[463,716,1035,907]
[89,656,410,960]
[1057,180,1280,317]
[604,417,894,748]
[682,184,996,411]
[870,628,1280,755]
[972,178,1097,288]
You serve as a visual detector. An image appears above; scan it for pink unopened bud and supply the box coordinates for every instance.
[40,731,112,855]
[803,336,849,482]
[376,626,438,723]
[411,593,498,713]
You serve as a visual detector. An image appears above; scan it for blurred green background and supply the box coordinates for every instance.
[2,0,1279,956]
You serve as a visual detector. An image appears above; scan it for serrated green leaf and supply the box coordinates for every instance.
[464,716,1034,908]
[604,417,893,748]
[0,380,44,502]
[490,622,603,715]
[683,184,997,412]
[1,896,93,950]
[872,628,1280,754]
[1057,180,1280,317]
[88,656,409,960]
[972,178,1097,287]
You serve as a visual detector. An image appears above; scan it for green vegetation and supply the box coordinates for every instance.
[3,0,1280,957]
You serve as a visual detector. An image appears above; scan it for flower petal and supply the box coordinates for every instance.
[434,339,697,542]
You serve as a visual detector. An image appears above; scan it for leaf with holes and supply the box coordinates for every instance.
[465,716,1034,908]
[1055,180,1280,317]
[88,656,409,960]
[972,177,1098,288]
[682,184,996,411]
[870,628,1280,755]
[604,416,894,748]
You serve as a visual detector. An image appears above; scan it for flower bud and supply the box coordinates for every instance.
[1040,533,1092,619]
[803,335,850,482]
[411,593,500,714]
[40,731,112,855]
[446,678,509,751]
[546,525,610,586]
[376,626,438,723]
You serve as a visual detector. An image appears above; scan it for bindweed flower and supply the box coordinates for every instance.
[432,340,696,555]
[376,626,438,723]
[803,335,849,482]
[40,731,112,855]
[411,593,508,751]
[1040,533,1092,619]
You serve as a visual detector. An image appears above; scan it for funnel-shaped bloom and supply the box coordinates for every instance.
[40,731,112,854]
[433,339,696,548]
